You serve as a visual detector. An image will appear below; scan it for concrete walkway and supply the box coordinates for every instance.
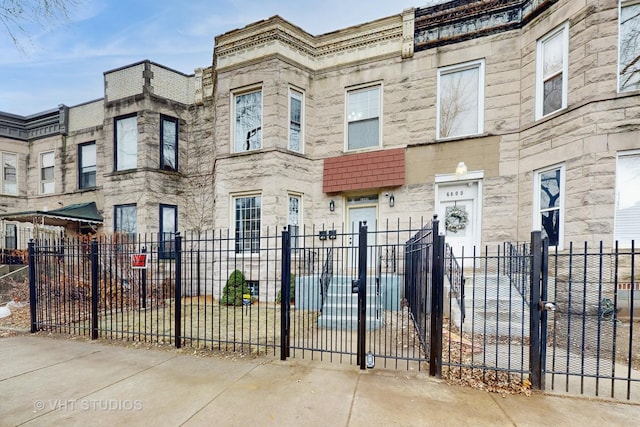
[1,335,638,426]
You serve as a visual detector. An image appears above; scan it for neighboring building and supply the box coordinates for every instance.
[0,0,638,258]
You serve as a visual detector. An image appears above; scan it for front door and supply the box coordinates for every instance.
[437,181,480,257]
[348,203,377,271]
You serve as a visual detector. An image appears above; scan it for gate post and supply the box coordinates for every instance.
[91,238,99,340]
[529,231,543,389]
[28,239,38,333]
[174,233,182,349]
[429,217,444,378]
[280,227,291,360]
[141,246,147,309]
[357,222,368,370]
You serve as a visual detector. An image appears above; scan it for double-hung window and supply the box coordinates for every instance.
[159,204,177,258]
[114,114,137,171]
[536,23,569,119]
[78,142,96,189]
[40,151,54,194]
[289,89,303,153]
[234,89,262,152]
[288,194,301,252]
[4,224,17,250]
[347,85,381,150]
[619,1,640,92]
[114,204,137,241]
[2,152,17,195]
[437,59,485,139]
[161,115,178,171]
[234,195,261,253]
[534,165,565,247]
[615,151,640,245]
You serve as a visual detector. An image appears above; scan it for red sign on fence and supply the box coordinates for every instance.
[131,253,148,269]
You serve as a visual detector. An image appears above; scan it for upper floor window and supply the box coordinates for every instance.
[159,204,177,259]
[114,204,137,240]
[619,1,640,92]
[437,59,485,139]
[289,89,303,153]
[114,114,137,171]
[234,194,261,253]
[347,85,381,150]
[615,151,640,245]
[40,151,54,194]
[536,23,569,119]
[534,165,565,247]
[2,152,17,195]
[234,89,262,153]
[78,142,96,189]
[161,115,178,171]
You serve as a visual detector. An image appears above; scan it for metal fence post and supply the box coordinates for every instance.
[141,246,147,309]
[529,231,542,389]
[91,238,99,340]
[357,221,368,370]
[281,227,291,360]
[175,232,182,349]
[28,239,37,333]
[429,217,444,378]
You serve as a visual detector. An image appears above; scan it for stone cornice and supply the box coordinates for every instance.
[0,106,68,142]
[214,15,404,71]
[414,0,558,51]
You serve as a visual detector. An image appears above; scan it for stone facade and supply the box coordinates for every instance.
[0,0,637,255]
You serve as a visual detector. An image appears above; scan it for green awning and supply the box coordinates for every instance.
[0,202,103,226]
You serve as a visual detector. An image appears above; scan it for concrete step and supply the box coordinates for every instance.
[317,314,382,330]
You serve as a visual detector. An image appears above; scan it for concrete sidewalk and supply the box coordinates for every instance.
[0,335,638,426]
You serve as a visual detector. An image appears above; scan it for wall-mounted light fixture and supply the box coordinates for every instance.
[455,161,468,176]
[329,200,335,212]
[389,194,395,207]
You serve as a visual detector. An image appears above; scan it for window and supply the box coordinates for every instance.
[159,204,177,259]
[289,89,303,152]
[78,142,96,189]
[114,204,137,240]
[114,114,137,171]
[2,152,17,195]
[234,195,261,253]
[288,194,301,252]
[5,224,16,250]
[536,23,569,119]
[234,90,262,152]
[619,1,640,92]
[534,165,565,247]
[161,115,178,171]
[437,60,485,139]
[40,151,54,194]
[615,151,640,245]
[347,85,381,150]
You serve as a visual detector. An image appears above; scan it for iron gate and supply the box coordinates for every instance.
[279,218,445,373]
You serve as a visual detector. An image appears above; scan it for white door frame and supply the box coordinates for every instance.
[435,170,483,252]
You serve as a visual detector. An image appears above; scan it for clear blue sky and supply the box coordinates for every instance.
[0,0,424,116]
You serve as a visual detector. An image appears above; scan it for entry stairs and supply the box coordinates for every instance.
[317,276,382,330]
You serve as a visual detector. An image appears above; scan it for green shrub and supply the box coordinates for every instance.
[276,274,295,304]
[220,270,250,306]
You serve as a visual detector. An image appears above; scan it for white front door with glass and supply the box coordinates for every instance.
[437,181,480,257]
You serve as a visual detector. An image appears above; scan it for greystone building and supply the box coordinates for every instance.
[0,0,637,262]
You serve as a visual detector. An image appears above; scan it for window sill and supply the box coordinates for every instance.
[435,132,489,143]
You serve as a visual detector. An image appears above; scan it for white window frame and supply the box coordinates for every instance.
[345,83,382,151]
[614,150,640,246]
[233,193,262,254]
[288,193,302,252]
[40,151,55,195]
[436,59,485,140]
[533,164,565,248]
[114,114,138,171]
[78,142,96,190]
[1,152,17,195]
[618,0,640,92]
[535,22,569,120]
[288,88,304,153]
[232,87,263,153]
